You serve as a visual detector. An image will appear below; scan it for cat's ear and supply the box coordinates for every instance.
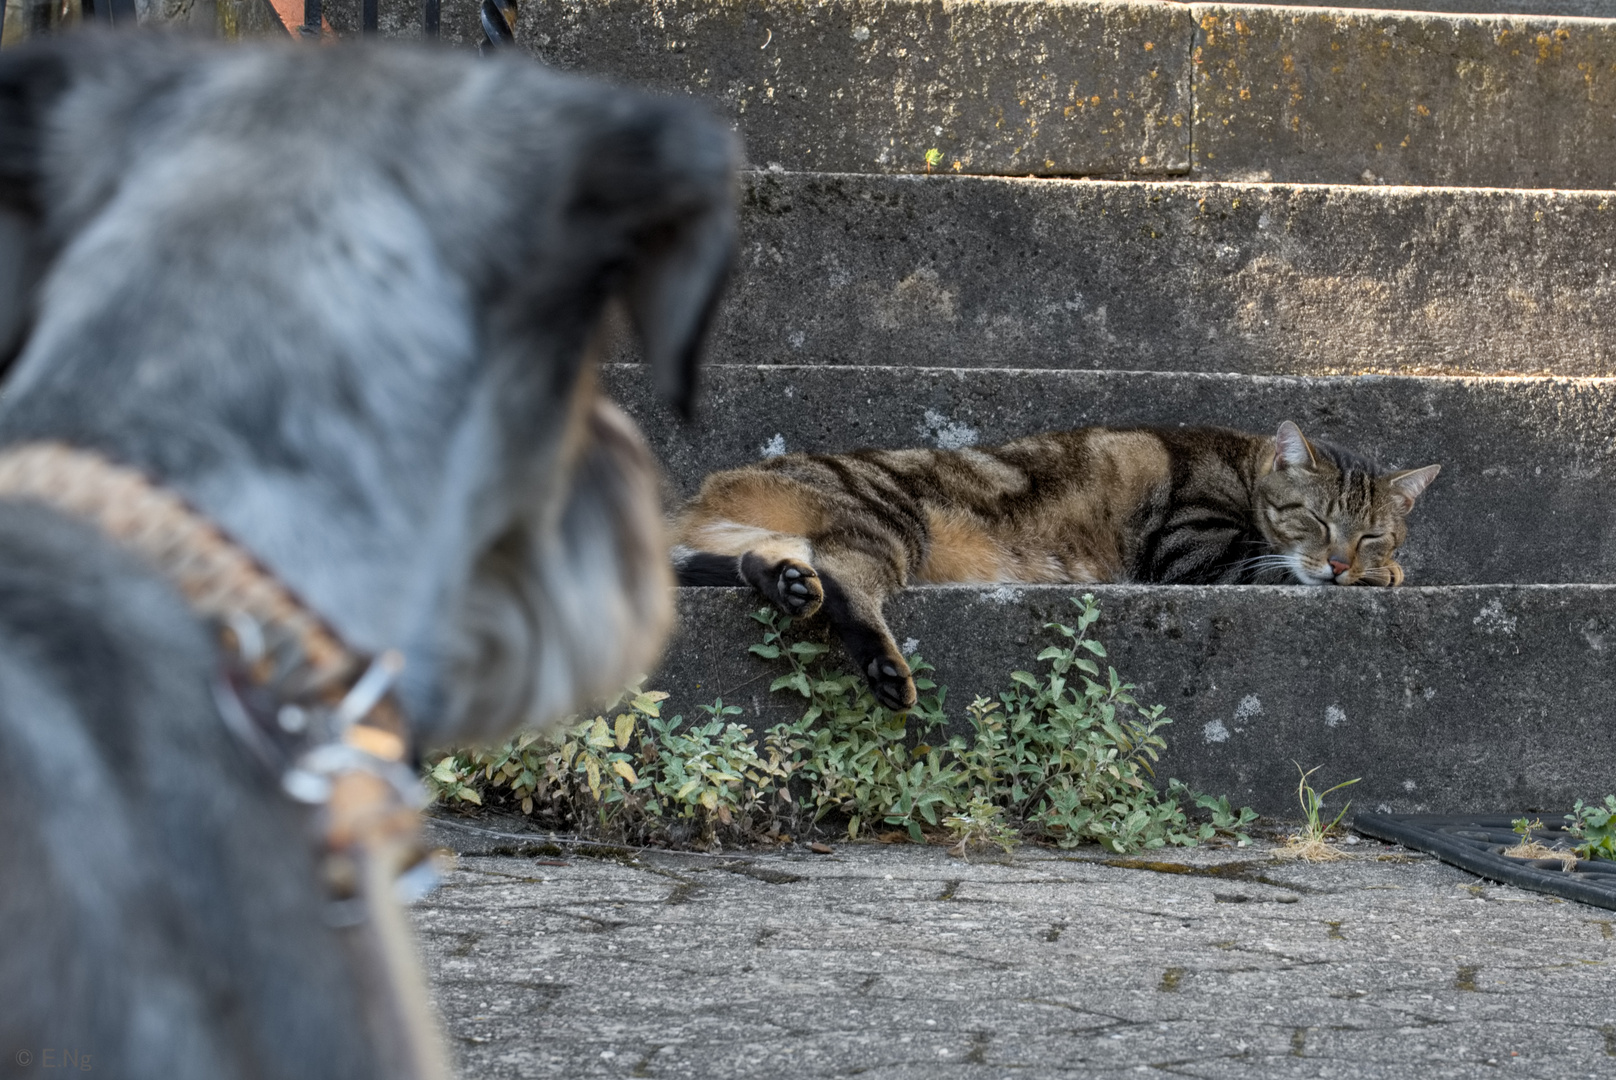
[1273,421,1317,471]
[1386,464,1441,513]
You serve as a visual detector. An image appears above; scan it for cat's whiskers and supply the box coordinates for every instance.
[1234,553,1309,584]
[1357,564,1395,587]
[1235,554,1294,569]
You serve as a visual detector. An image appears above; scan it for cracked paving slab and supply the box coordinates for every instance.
[414,834,1616,1079]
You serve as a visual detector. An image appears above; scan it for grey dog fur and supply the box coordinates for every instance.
[0,32,737,1080]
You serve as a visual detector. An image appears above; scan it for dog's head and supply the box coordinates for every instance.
[0,34,738,744]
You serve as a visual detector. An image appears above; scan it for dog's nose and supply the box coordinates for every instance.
[1329,558,1350,576]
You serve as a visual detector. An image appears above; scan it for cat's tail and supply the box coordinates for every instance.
[671,546,744,586]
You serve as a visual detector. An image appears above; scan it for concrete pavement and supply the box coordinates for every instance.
[417,822,1616,1079]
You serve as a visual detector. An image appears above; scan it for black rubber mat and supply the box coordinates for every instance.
[1352,813,1616,912]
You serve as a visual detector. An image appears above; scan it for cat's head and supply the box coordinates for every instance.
[1255,421,1440,587]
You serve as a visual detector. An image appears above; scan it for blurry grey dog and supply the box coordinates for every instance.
[0,32,735,1080]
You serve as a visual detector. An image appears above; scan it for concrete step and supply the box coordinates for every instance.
[604,363,1616,586]
[516,0,1616,187]
[527,0,1193,178]
[656,172,1616,378]
[1239,0,1616,15]
[657,583,1616,815]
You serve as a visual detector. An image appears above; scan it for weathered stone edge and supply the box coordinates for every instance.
[508,0,1616,186]
[679,171,1616,378]
[653,584,1616,816]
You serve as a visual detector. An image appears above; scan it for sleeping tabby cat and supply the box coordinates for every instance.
[672,421,1440,711]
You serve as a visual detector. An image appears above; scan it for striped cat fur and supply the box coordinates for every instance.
[672,422,1440,711]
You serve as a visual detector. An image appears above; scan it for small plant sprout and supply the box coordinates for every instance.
[1279,763,1360,861]
[943,797,1019,859]
[1167,782,1259,846]
[924,147,944,172]
[1511,816,1543,843]
[1503,815,1578,870]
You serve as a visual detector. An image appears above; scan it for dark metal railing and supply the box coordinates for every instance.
[476,0,512,52]
[299,0,514,43]
[83,0,138,25]
[2,0,515,48]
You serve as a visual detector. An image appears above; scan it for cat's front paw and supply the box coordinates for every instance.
[1358,562,1405,587]
[865,653,916,712]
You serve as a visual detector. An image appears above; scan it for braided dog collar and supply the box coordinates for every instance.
[0,440,435,916]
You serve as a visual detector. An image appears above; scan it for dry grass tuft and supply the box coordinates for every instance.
[1279,763,1361,862]
[1503,840,1578,871]
[1276,836,1349,862]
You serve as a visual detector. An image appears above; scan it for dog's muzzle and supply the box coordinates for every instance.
[0,441,439,919]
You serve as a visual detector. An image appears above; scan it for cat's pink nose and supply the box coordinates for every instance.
[1329,558,1350,576]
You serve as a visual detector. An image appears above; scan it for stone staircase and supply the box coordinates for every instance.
[509,0,1616,814]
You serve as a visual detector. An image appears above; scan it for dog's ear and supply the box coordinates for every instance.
[621,182,734,420]
[572,99,739,419]
[0,43,73,218]
[0,43,74,374]
[0,35,206,377]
